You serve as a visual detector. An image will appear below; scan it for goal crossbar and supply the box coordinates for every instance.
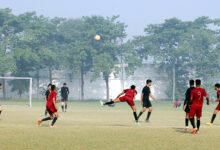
[0,77,32,108]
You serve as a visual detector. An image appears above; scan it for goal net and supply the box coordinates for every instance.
[0,77,32,107]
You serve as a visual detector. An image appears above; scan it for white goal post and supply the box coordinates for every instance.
[0,77,32,108]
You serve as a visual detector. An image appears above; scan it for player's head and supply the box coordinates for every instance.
[51,85,56,91]
[63,83,67,87]
[146,79,152,86]
[0,83,2,89]
[48,83,52,89]
[130,85,135,89]
[214,83,220,90]
[189,80,194,86]
[195,79,201,86]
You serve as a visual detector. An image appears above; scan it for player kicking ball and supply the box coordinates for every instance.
[189,79,209,134]
[137,79,158,123]
[100,85,139,124]
[38,85,60,128]
[183,80,195,131]
[206,83,220,126]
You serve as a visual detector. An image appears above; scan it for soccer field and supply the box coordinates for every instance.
[0,101,219,150]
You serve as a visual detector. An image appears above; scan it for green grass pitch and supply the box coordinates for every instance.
[0,101,219,150]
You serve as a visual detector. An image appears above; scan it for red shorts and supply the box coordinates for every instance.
[119,96,135,107]
[46,105,57,115]
[215,104,220,110]
[189,107,202,118]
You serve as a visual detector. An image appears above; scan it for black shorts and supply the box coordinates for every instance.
[184,105,191,113]
[143,100,152,108]
[61,97,68,102]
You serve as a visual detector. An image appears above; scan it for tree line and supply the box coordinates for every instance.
[0,8,220,100]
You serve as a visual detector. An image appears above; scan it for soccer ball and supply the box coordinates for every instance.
[94,35,101,40]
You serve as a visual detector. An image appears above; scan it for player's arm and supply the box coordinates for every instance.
[116,91,124,99]
[141,93,144,105]
[44,95,47,103]
[67,88,69,95]
[53,97,58,110]
[183,90,188,109]
[149,93,159,102]
[213,98,220,102]
[206,96,210,105]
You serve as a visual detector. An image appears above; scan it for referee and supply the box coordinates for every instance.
[61,83,69,112]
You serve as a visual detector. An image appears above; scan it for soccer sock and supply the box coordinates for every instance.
[137,112,143,119]
[51,117,58,126]
[185,118,189,127]
[45,110,47,116]
[211,114,216,123]
[197,120,200,130]
[104,101,114,105]
[0,110,1,115]
[61,105,64,111]
[41,117,51,122]
[146,112,151,120]
[65,104,67,110]
[190,118,196,128]
[133,112,138,121]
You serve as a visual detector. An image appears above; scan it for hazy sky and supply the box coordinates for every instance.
[0,0,220,37]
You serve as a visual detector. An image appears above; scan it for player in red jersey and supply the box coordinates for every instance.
[100,85,139,124]
[189,79,209,134]
[38,85,60,128]
[206,83,220,126]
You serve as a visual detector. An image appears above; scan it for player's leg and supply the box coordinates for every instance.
[189,108,197,133]
[185,113,189,131]
[103,98,120,105]
[207,105,220,125]
[130,105,139,123]
[51,112,58,128]
[65,100,68,111]
[137,107,146,119]
[0,106,3,118]
[146,107,152,122]
[61,101,65,112]
[196,117,200,133]
[45,109,48,116]
[38,110,53,126]
[196,109,202,133]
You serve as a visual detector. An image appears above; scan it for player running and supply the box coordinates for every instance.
[189,79,209,134]
[44,84,52,116]
[0,84,3,118]
[38,85,60,128]
[137,79,158,122]
[206,83,220,126]
[100,85,139,124]
[183,80,195,131]
[61,83,69,112]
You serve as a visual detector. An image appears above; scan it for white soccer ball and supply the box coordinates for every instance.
[94,35,101,40]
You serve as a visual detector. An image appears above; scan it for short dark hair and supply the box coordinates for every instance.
[195,79,201,86]
[189,80,194,85]
[215,83,220,89]
[130,85,135,89]
[146,79,152,84]
[48,83,52,87]
[51,85,56,91]
[63,83,67,85]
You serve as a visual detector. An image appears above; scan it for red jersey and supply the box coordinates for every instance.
[123,89,137,99]
[46,91,57,107]
[217,90,220,104]
[191,88,207,109]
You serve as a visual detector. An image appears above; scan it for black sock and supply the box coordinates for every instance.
[62,106,64,111]
[51,117,58,126]
[138,112,143,119]
[197,120,200,130]
[211,114,216,123]
[0,111,1,115]
[104,101,114,105]
[190,118,196,128]
[185,118,189,127]
[45,110,47,116]
[65,105,67,110]
[146,112,151,120]
[41,117,51,122]
[133,112,138,121]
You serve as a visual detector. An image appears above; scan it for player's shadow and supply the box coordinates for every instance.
[172,127,190,134]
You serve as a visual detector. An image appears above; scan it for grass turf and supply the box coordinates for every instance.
[0,101,219,150]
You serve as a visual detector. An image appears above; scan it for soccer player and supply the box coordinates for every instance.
[0,84,3,118]
[61,83,69,112]
[189,79,209,134]
[100,85,139,124]
[44,84,52,116]
[38,85,60,128]
[183,80,195,131]
[206,83,220,126]
[137,79,158,122]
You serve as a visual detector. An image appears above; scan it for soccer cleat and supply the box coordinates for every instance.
[184,127,189,131]
[206,122,213,126]
[145,119,150,123]
[190,128,197,134]
[195,130,200,134]
[38,120,41,126]
[50,125,56,128]
[135,121,140,125]
[100,100,104,107]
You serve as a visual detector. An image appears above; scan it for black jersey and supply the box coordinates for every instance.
[184,87,195,106]
[142,86,151,102]
[61,87,69,98]
[45,90,50,100]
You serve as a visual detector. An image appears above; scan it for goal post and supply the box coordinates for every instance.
[0,77,32,108]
